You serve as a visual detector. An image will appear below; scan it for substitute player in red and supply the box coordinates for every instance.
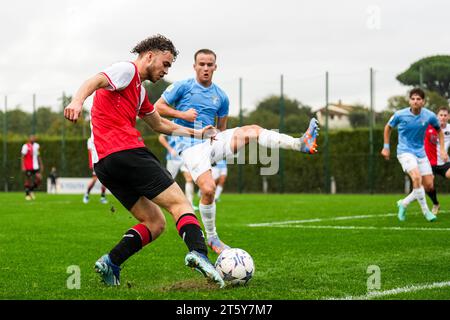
[64,35,224,288]
[21,135,44,200]
[424,106,450,215]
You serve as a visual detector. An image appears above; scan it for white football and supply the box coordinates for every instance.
[215,248,255,285]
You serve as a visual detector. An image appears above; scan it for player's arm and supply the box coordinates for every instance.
[38,156,44,173]
[154,97,198,122]
[216,116,228,132]
[158,134,177,157]
[64,74,110,122]
[438,129,449,163]
[143,111,217,139]
[381,124,392,160]
[20,145,27,171]
[21,155,25,172]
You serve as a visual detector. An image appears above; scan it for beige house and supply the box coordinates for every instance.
[315,100,356,129]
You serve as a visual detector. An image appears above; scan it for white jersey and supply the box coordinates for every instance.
[21,142,40,170]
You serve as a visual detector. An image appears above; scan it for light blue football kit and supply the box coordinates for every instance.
[388,107,440,158]
[389,106,439,222]
[162,78,229,155]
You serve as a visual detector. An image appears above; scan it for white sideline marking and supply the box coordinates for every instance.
[248,211,449,231]
[327,281,450,300]
[248,213,396,227]
[264,225,450,232]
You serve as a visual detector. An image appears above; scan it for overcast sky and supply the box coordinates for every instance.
[1,0,449,116]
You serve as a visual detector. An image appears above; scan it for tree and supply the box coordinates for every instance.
[387,90,448,112]
[348,105,369,128]
[397,55,450,98]
[387,95,409,111]
[6,108,31,135]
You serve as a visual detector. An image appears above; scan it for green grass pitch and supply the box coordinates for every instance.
[0,192,449,300]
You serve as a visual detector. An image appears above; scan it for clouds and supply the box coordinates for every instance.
[1,0,449,115]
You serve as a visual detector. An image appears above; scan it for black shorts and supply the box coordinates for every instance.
[432,163,450,178]
[94,147,174,210]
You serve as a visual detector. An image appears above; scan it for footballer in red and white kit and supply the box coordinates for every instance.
[63,35,225,289]
[424,112,450,177]
[423,106,450,215]
[21,135,43,200]
[89,61,155,164]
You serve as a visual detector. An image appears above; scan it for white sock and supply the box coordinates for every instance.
[413,187,429,214]
[215,185,223,200]
[185,182,194,205]
[199,202,217,239]
[401,191,416,207]
[258,129,299,150]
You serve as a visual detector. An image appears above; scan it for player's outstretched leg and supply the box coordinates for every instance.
[299,118,319,154]
[231,117,320,155]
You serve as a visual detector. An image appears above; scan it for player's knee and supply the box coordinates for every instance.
[411,175,422,186]
[201,183,216,198]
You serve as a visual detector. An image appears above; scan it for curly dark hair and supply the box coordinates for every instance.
[131,34,179,60]
[409,88,425,99]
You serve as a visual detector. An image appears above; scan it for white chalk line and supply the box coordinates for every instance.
[248,213,396,227]
[248,211,450,231]
[265,225,450,231]
[326,281,450,300]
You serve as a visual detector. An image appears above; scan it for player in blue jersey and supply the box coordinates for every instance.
[381,88,447,222]
[158,134,196,209]
[155,49,319,254]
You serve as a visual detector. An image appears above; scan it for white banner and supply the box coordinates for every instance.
[47,178,110,194]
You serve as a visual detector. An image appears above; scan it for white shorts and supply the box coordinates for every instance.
[166,159,188,179]
[181,128,237,182]
[397,153,432,176]
[212,166,228,180]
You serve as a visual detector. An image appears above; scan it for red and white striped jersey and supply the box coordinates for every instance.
[424,123,450,166]
[21,142,40,170]
[90,61,155,164]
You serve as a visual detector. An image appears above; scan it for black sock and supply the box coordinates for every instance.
[426,189,439,205]
[109,224,152,266]
[176,213,208,256]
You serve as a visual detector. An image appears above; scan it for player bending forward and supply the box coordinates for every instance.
[64,35,225,288]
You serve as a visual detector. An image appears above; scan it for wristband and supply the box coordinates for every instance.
[383,143,390,149]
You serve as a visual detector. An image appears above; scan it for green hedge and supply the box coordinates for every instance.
[2,129,450,193]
